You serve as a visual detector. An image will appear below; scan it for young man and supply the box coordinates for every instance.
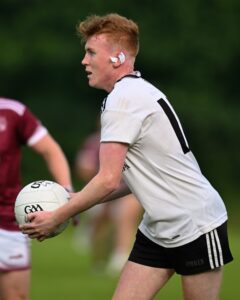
[0,97,73,300]
[21,13,233,300]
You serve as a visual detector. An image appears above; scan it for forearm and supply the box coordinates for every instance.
[32,134,72,189]
[43,147,72,188]
[54,172,120,224]
[101,180,131,202]
[21,141,130,241]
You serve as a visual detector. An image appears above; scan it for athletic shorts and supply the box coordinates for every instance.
[128,221,233,275]
[0,228,31,272]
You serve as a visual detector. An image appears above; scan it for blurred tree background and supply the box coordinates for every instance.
[0,0,239,207]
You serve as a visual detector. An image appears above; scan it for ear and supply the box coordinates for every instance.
[110,52,126,65]
[118,52,126,64]
[110,56,118,63]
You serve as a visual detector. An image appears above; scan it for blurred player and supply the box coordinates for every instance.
[74,125,142,273]
[0,97,73,300]
[21,13,233,300]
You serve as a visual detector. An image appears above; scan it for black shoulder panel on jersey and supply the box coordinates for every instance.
[158,98,190,154]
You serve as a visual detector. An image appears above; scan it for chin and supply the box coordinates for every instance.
[89,82,98,89]
[88,80,95,87]
[89,81,103,90]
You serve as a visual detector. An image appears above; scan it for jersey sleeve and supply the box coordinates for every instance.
[17,106,48,146]
[101,109,142,145]
[100,78,162,145]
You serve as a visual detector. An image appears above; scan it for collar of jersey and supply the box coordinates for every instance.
[116,71,141,83]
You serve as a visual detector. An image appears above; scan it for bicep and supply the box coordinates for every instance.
[30,134,58,155]
[98,142,128,181]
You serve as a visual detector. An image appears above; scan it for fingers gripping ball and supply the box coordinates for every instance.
[14,180,70,237]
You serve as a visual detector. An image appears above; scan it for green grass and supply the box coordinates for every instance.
[30,222,239,300]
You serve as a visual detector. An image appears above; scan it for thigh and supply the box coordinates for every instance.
[112,194,142,221]
[0,229,31,300]
[112,261,174,300]
[181,268,223,300]
[0,269,31,300]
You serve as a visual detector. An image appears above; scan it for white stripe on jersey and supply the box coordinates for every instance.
[206,230,223,269]
[0,98,25,115]
[27,126,48,146]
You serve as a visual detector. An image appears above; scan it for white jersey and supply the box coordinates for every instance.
[100,72,227,248]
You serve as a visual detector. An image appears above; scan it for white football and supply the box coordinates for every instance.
[14,180,70,237]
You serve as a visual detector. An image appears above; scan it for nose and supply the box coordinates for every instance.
[82,54,88,65]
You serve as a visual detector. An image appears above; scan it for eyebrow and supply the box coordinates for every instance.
[85,45,94,50]
[85,45,94,52]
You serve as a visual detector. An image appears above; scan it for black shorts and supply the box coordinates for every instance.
[128,221,233,275]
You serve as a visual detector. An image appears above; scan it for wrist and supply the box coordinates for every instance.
[63,185,74,193]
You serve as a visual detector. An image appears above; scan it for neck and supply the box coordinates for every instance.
[104,61,135,92]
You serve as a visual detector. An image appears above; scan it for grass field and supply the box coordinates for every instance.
[30,219,239,300]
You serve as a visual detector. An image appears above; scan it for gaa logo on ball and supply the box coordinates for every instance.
[15,180,70,237]
[24,204,44,214]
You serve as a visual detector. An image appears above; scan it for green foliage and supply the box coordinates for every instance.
[0,0,239,197]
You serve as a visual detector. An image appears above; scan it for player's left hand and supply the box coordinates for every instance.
[20,210,58,241]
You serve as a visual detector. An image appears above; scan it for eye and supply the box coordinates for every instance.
[87,49,95,56]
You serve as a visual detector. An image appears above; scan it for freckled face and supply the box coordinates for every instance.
[82,34,116,92]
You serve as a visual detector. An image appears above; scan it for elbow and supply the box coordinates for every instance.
[101,173,121,194]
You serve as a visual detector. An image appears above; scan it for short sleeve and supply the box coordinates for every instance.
[18,107,48,145]
[101,110,142,145]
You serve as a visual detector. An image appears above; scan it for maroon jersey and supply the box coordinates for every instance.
[0,98,47,230]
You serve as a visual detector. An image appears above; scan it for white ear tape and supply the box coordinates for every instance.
[110,52,126,64]
[110,56,118,63]
[118,52,125,64]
